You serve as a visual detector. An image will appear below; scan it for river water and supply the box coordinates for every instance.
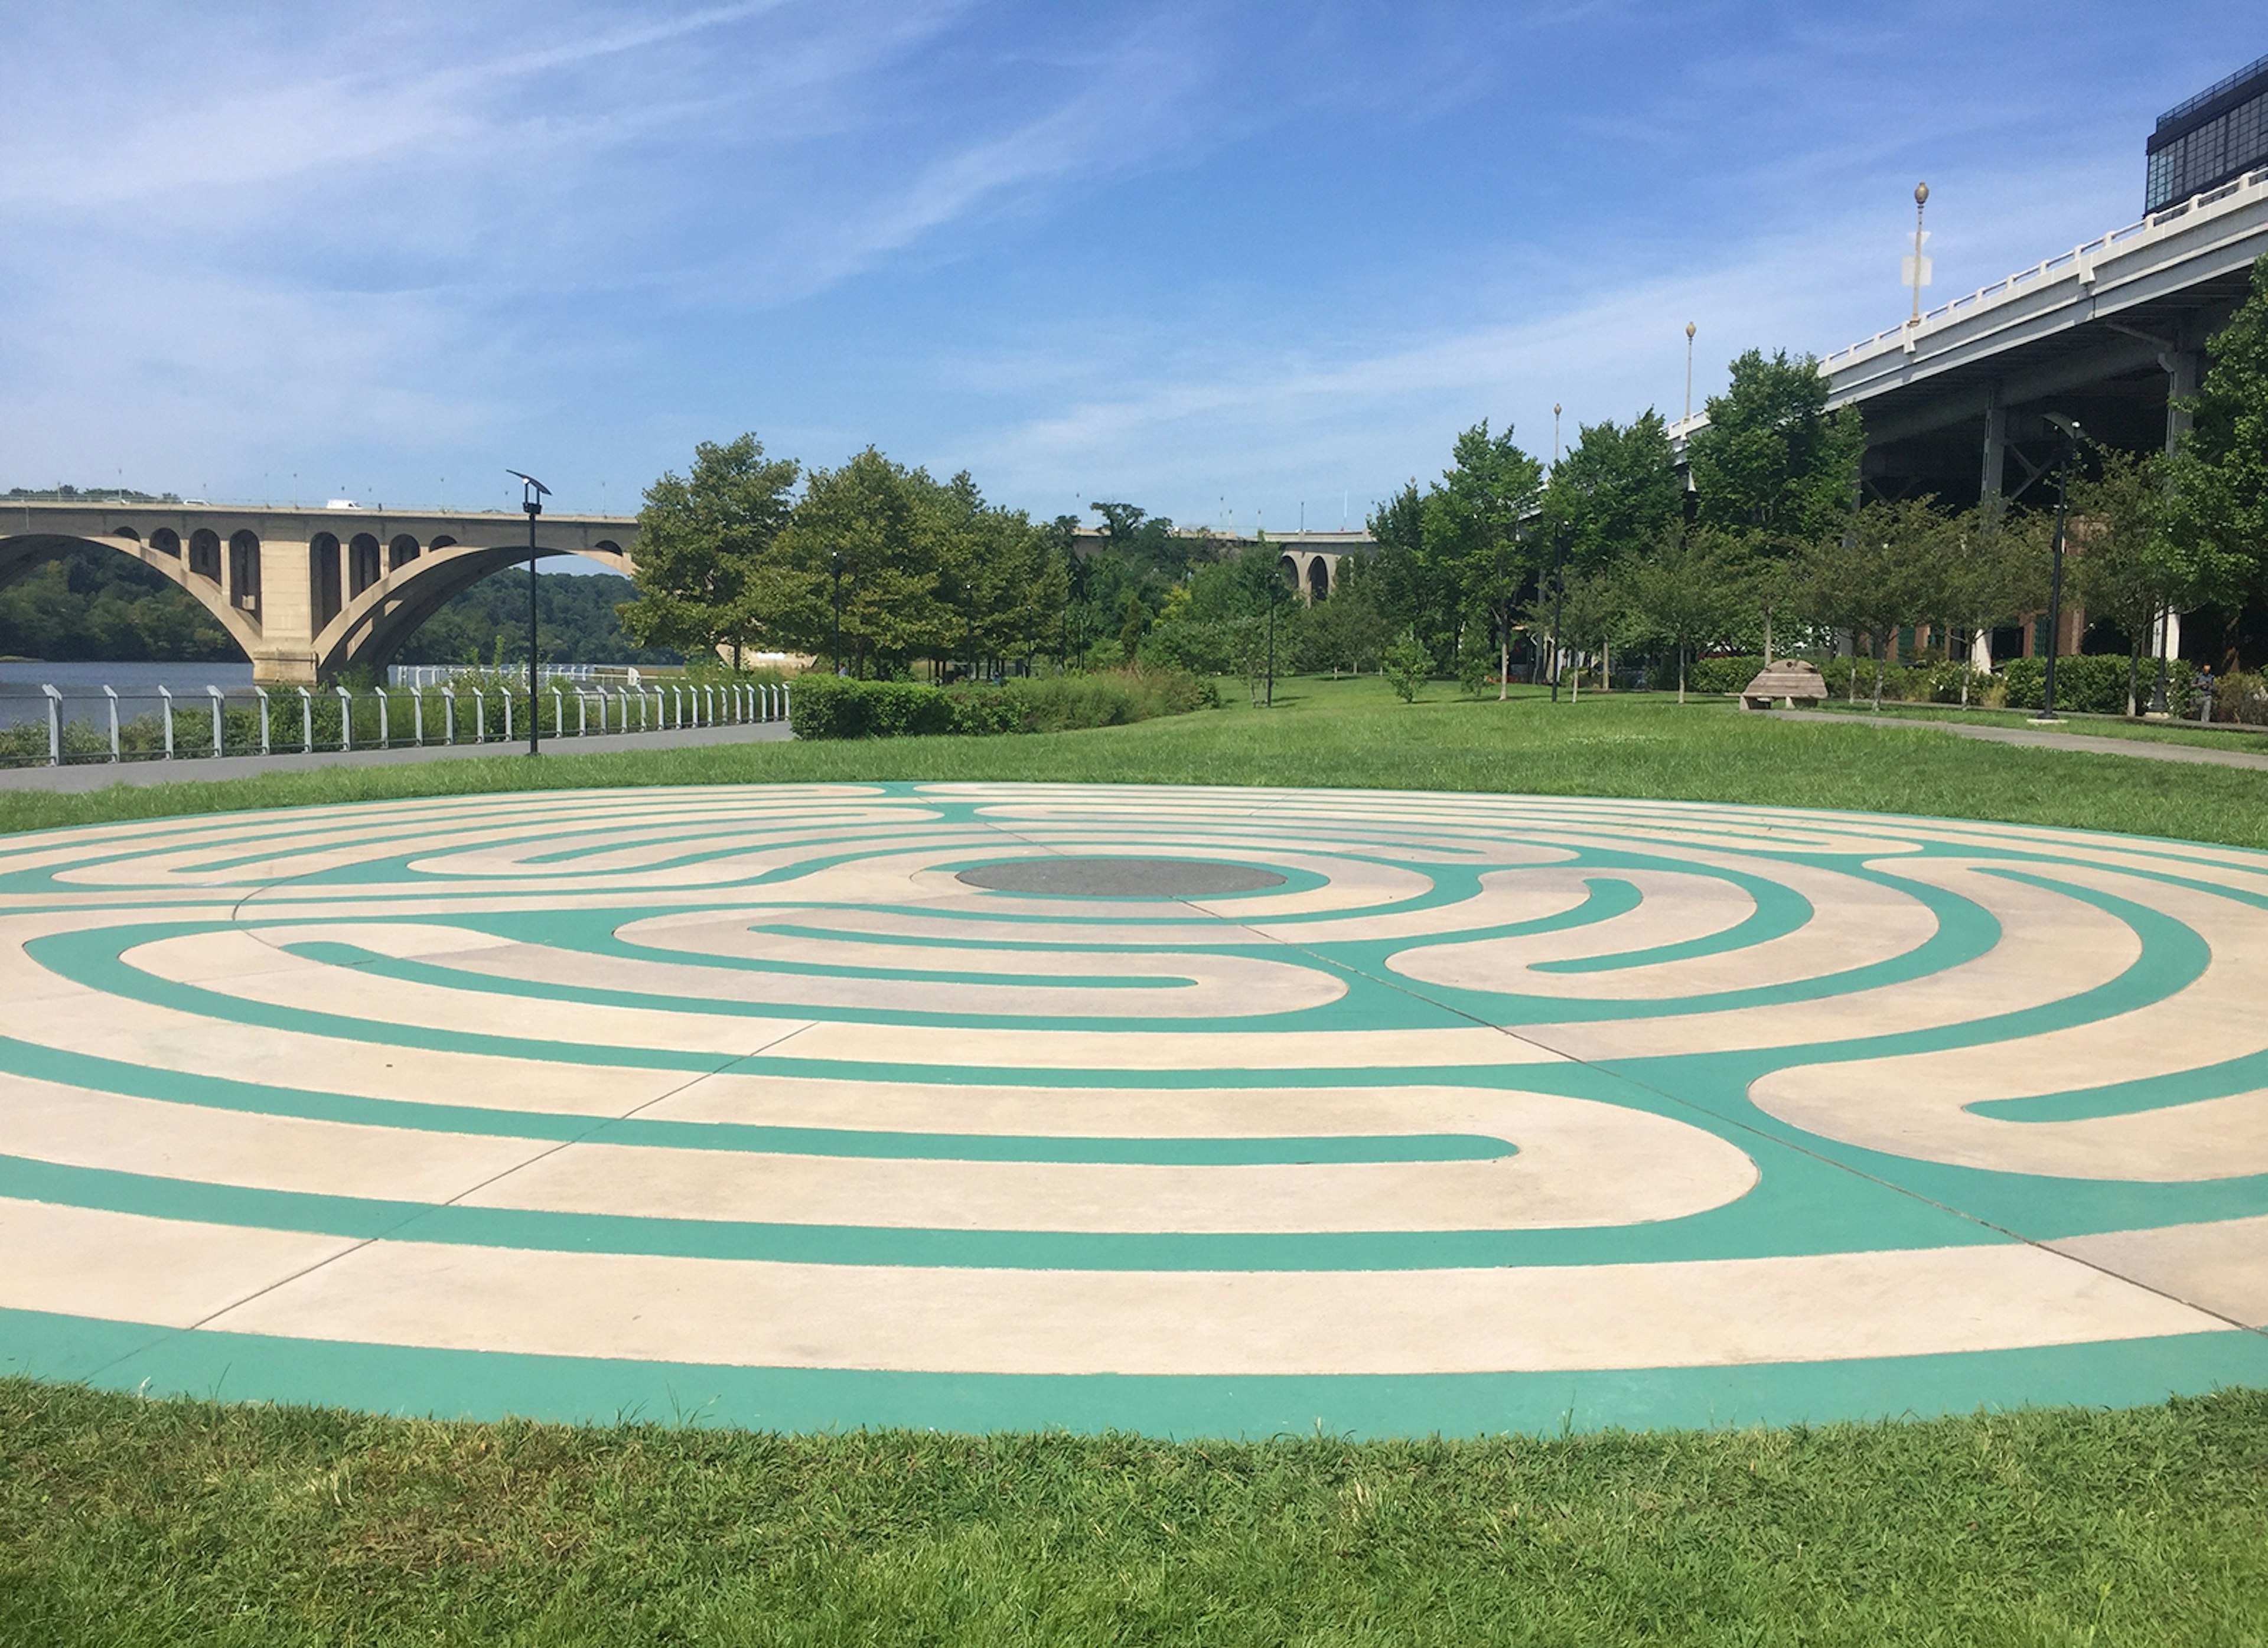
[0,661,259,729]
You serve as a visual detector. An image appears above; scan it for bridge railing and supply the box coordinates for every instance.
[1817,164,2268,375]
[0,678,793,767]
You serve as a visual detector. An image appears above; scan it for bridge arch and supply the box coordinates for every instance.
[0,531,263,663]
[312,539,636,680]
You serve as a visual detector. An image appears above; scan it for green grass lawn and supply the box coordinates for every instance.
[10,675,2268,850]
[6,1382,2266,1648]
[8,675,2268,1646]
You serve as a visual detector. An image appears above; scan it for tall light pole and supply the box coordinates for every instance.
[507,469,548,755]
[1683,322,1696,423]
[829,550,845,676]
[2039,415,2082,723]
[1547,523,1568,703]
[1907,182,1931,328]
[1265,564,1280,707]
[1552,402,1562,468]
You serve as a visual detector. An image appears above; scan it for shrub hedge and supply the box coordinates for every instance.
[1682,651,2200,716]
[2002,654,2198,717]
[788,670,1217,740]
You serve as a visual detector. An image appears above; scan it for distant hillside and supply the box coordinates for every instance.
[0,547,676,667]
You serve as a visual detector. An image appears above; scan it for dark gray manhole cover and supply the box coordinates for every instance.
[956,857,1286,898]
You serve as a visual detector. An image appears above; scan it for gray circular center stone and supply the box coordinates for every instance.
[956,857,1286,898]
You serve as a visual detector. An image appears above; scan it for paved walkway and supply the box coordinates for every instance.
[0,719,793,793]
[3,784,2262,1438]
[1768,708,2268,772]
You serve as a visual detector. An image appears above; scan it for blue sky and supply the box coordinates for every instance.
[0,2,2251,531]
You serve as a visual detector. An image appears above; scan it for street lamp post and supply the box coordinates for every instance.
[829,551,845,676]
[1907,182,1931,328]
[2149,593,2174,717]
[1265,567,1279,707]
[1683,322,1696,424]
[2038,415,2082,723]
[507,469,549,755]
[1547,523,1567,704]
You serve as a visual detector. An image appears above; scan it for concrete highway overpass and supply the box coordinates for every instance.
[1673,163,2268,515]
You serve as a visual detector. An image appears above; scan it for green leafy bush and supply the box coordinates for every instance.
[2002,655,2197,717]
[1382,629,1433,703]
[791,670,1215,740]
[2211,670,2268,725]
[1683,655,1769,694]
[788,678,958,739]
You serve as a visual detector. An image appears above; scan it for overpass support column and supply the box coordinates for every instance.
[1979,387,2006,523]
[2162,350,2201,455]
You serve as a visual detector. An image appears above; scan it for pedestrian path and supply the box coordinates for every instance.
[1770,709,2268,771]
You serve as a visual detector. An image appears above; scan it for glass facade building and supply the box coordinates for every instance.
[2147,53,2268,212]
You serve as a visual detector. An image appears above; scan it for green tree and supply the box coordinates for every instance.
[1366,480,1450,661]
[768,448,949,675]
[1540,412,1682,573]
[1301,558,1391,675]
[2070,451,2210,716]
[1797,498,1960,709]
[1686,349,1866,660]
[2167,252,2268,648]
[620,434,800,664]
[1429,422,1543,698]
[1619,530,1749,703]
[1381,625,1434,703]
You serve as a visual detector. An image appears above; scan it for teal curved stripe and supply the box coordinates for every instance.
[0,1151,1988,1272]
[8,1306,2262,1442]
[0,1035,1508,1167]
[1531,857,1813,974]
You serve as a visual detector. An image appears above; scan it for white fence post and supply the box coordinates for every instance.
[41,685,61,766]
[102,686,120,762]
[500,686,512,742]
[553,686,565,736]
[375,688,389,748]
[413,690,425,747]
[442,687,457,745]
[298,686,314,752]
[576,693,588,736]
[783,683,791,720]
[335,684,353,750]
[472,686,486,743]
[207,686,226,757]
[158,686,175,758]
[253,688,271,755]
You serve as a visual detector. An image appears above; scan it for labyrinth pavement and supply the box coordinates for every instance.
[1,782,2263,1436]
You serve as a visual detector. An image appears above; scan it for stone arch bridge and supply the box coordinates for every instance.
[1,502,638,685]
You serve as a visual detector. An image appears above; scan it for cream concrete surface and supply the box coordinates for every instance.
[2055,1215,2268,1327]
[194,1232,2227,1375]
[0,1197,358,1328]
[1525,857,2141,1058]
[1749,863,2268,1179]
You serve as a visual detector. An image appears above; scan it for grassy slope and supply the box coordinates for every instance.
[6,677,2267,1646]
[5,1384,2264,1647]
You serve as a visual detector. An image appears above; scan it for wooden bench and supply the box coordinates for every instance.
[1740,660,1827,710]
